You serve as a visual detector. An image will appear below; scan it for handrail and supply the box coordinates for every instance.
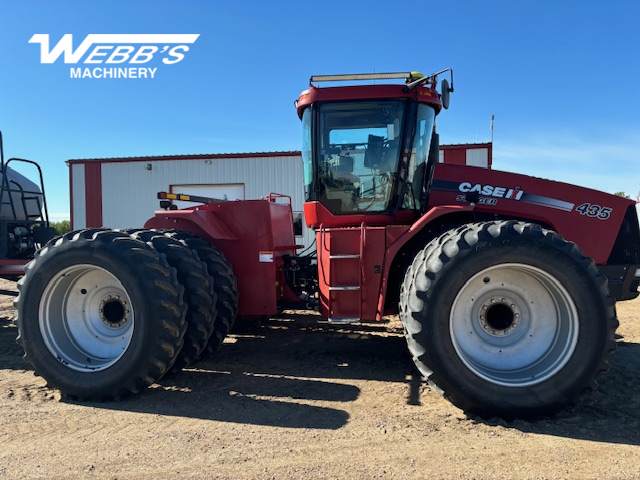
[4,158,50,226]
[0,131,4,170]
[264,192,292,205]
[318,224,329,288]
[359,222,366,321]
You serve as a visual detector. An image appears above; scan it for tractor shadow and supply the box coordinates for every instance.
[101,316,640,442]
[0,316,30,371]
[3,300,640,440]
[93,315,414,430]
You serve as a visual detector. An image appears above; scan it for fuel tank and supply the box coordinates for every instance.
[145,199,300,316]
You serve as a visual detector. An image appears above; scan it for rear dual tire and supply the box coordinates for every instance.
[15,229,187,400]
[15,228,239,400]
[165,231,239,359]
[127,230,216,372]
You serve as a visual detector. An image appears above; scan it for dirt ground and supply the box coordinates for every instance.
[1,278,640,480]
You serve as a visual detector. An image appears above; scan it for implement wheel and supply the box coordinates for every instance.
[399,221,618,419]
[15,229,186,400]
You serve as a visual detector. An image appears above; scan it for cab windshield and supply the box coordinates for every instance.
[307,100,406,214]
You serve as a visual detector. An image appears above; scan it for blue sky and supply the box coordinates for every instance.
[0,0,638,221]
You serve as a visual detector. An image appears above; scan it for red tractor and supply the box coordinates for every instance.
[15,70,640,419]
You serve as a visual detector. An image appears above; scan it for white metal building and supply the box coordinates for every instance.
[68,143,491,248]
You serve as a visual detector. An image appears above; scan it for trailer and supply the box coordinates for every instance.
[0,132,56,278]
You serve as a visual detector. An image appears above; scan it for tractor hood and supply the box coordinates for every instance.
[429,163,637,265]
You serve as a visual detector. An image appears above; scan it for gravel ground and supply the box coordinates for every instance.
[1,277,639,479]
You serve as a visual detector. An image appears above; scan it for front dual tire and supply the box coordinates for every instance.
[400,221,618,418]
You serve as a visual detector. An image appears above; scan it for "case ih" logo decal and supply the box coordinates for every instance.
[458,182,525,200]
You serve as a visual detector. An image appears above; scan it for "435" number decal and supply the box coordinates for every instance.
[575,203,612,220]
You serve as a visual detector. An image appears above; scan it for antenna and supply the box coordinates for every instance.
[490,115,495,163]
[490,115,494,142]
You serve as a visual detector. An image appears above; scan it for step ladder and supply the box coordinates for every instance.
[319,223,366,322]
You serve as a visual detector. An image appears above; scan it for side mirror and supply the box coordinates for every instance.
[441,78,451,109]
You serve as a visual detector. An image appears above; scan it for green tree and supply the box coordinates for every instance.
[50,220,71,236]
[614,191,632,199]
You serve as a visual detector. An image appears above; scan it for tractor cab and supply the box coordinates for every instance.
[296,70,453,227]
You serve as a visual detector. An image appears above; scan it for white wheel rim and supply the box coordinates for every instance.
[39,264,134,371]
[450,263,579,387]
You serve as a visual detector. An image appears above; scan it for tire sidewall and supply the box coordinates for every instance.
[19,236,168,396]
[415,234,609,415]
